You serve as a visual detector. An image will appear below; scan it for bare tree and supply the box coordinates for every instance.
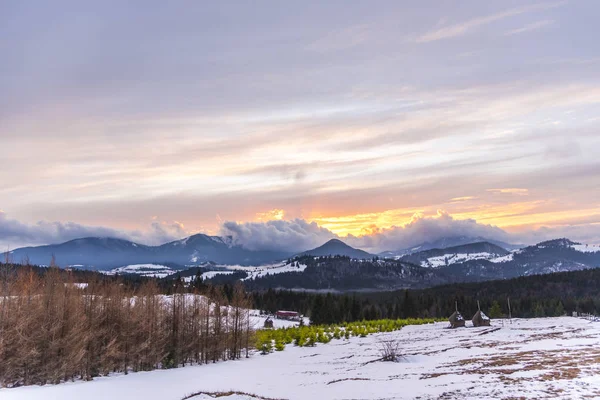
[0,267,256,387]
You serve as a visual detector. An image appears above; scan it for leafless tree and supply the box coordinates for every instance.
[0,266,253,387]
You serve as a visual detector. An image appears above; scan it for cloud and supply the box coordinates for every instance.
[415,2,564,43]
[544,140,582,160]
[221,211,519,253]
[134,221,189,245]
[514,223,600,246]
[0,211,187,249]
[220,219,336,253]
[487,188,529,196]
[256,209,285,221]
[450,196,477,202]
[3,211,600,256]
[505,19,554,36]
[306,24,371,52]
[344,210,515,252]
[221,210,600,253]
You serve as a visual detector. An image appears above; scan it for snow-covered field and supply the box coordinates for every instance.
[248,310,309,329]
[4,317,600,400]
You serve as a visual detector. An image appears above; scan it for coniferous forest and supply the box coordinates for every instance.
[251,267,600,324]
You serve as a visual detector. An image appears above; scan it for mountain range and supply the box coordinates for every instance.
[7,235,289,270]
[6,234,600,291]
[378,236,520,258]
[244,239,600,291]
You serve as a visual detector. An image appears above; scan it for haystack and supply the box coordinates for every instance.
[448,311,466,328]
[263,316,274,329]
[472,310,491,327]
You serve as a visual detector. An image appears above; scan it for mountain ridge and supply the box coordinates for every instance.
[8,233,291,270]
[400,241,510,268]
[300,239,373,259]
[380,236,520,258]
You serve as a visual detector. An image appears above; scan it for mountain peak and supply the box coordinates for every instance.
[536,238,577,248]
[301,239,372,259]
[323,238,346,246]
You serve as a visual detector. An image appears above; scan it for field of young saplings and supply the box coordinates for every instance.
[255,318,439,353]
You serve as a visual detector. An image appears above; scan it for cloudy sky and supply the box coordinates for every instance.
[1,1,599,252]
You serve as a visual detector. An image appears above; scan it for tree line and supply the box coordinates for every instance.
[252,267,600,324]
[0,264,252,388]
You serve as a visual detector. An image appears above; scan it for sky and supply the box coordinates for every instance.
[1,1,600,252]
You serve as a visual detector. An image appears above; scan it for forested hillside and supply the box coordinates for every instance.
[252,267,600,324]
[243,243,600,290]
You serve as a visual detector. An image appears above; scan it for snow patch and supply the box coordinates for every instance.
[490,253,514,263]
[102,264,177,278]
[572,244,600,253]
[200,262,307,281]
[421,252,502,268]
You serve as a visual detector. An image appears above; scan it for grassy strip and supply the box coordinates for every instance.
[255,318,440,354]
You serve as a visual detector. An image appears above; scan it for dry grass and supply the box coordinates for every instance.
[326,377,370,385]
[183,391,286,400]
[422,347,600,385]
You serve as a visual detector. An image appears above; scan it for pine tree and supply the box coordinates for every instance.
[488,301,503,318]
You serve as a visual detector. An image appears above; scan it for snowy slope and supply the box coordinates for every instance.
[200,261,307,281]
[489,252,515,263]
[102,264,177,278]
[3,317,600,400]
[572,243,600,253]
[420,252,502,268]
[401,242,510,268]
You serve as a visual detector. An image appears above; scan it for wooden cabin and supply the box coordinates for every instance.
[275,310,300,321]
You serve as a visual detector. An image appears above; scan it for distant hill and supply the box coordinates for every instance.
[380,236,519,258]
[246,238,600,291]
[9,234,291,270]
[400,242,510,268]
[300,239,373,259]
[9,237,154,270]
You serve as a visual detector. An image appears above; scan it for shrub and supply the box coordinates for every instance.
[274,340,285,351]
[378,339,402,362]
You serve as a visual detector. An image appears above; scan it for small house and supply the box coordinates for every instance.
[275,310,300,321]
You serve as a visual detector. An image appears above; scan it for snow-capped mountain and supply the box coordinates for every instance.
[300,239,373,259]
[439,238,600,280]
[380,236,519,258]
[399,242,511,268]
[246,238,600,290]
[7,234,600,287]
[8,234,291,270]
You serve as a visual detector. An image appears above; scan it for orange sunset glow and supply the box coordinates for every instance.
[1,1,599,253]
